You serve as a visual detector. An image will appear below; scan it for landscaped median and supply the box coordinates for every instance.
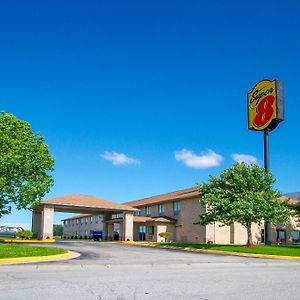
[0,238,55,243]
[122,241,300,260]
[0,243,79,265]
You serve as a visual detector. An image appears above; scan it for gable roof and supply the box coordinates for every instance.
[284,192,300,201]
[41,194,137,212]
[62,214,91,221]
[123,187,199,207]
[280,195,299,205]
[133,216,177,223]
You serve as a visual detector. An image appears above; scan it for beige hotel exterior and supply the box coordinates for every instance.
[62,187,300,244]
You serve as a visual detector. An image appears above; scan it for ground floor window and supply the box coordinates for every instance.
[148,226,154,235]
[292,230,300,243]
[276,229,286,243]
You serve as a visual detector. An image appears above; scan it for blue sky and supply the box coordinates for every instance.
[1,0,300,228]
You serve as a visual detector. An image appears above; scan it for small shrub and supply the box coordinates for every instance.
[158,232,172,242]
[84,235,88,239]
[16,230,33,240]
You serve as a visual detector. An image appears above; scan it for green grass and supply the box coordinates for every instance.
[0,244,67,259]
[145,242,300,257]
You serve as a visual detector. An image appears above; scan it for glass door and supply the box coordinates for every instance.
[139,225,146,241]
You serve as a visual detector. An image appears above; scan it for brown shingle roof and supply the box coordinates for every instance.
[62,214,91,221]
[133,216,177,223]
[41,194,137,211]
[123,187,199,207]
[279,195,299,205]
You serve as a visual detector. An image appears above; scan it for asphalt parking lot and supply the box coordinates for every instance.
[1,241,300,300]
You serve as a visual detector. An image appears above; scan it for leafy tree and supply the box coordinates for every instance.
[198,163,291,245]
[53,224,63,237]
[0,112,54,217]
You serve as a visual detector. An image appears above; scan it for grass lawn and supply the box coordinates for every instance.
[145,242,300,257]
[0,243,67,259]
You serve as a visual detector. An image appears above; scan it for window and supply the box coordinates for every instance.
[145,206,152,216]
[80,218,83,225]
[158,204,165,215]
[90,216,93,224]
[148,226,154,235]
[173,201,180,214]
[292,230,300,243]
[96,216,99,223]
[85,217,88,224]
[276,229,286,243]
[134,211,141,216]
[76,219,79,225]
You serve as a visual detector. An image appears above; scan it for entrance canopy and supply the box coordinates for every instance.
[35,194,137,214]
[32,194,137,240]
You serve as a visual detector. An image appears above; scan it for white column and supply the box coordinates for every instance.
[122,212,133,241]
[32,210,42,239]
[41,206,54,239]
[108,223,114,240]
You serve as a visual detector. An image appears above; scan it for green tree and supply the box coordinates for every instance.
[0,112,54,217]
[53,224,63,237]
[198,163,291,246]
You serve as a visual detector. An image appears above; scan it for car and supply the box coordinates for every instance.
[0,226,24,238]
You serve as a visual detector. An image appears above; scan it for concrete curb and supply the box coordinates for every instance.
[0,239,55,243]
[0,250,80,265]
[122,241,300,261]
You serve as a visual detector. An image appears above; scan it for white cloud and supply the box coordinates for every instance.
[101,151,141,166]
[231,153,258,165]
[174,149,223,169]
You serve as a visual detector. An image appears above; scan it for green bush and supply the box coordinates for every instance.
[16,230,33,240]
[158,232,172,242]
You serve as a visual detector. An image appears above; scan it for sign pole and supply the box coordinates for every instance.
[248,79,284,245]
[264,130,271,244]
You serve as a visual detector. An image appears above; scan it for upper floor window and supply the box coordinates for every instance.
[158,204,165,215]
[134,211,141,216]
[85,217,88,224]
[90,216,93,224]
[80,218,83,225]
[76,219,79,225]
[173,201,180,214]
[145,206,152,216]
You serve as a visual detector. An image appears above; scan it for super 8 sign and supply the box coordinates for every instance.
[248,79,284,131]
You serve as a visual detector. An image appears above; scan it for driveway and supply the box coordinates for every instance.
[1,241,300,299]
